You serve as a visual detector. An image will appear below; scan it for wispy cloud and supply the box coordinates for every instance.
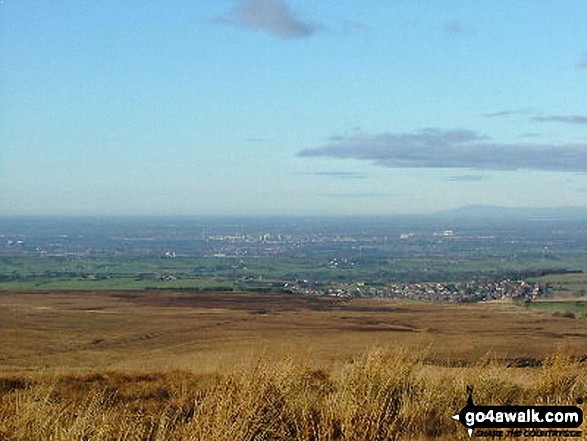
[446,175,488,182]
[299,171,369,179]
[326,192,393,198]
[444,20,466,35]
[517,133,542,139]
[217,0,322,39]
[340,20,367,35]
[532,115,587,125]
[482,109,529,118]
[298,128,587,172]
[444,20,474,36]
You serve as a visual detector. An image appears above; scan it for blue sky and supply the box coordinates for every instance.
[1,0,587,216]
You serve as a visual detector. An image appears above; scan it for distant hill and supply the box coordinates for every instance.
[433,205,587,221]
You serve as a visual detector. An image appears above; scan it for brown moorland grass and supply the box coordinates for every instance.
[1,290,587,440]
[0,349,586,440]
[3,290,587,374]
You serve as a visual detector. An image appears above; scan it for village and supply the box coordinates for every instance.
[284,279,547,303]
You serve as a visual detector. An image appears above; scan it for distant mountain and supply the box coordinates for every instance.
[433,205,587,221]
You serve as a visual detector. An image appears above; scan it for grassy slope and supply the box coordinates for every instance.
[2,290,587,440]
[0,349,585,441]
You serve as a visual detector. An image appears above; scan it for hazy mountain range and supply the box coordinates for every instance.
[434,205,587,221]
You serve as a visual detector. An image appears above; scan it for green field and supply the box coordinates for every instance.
[1,254,587,293]
[526,300,587,319]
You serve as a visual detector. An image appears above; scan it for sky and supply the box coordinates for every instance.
[1,0,587,216]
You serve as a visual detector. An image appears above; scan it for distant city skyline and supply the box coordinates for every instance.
[2,0,587,216]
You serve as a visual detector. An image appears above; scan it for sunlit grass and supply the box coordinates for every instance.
[0,348,585,441]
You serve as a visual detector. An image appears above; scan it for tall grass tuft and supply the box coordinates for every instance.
[1,347,586,440]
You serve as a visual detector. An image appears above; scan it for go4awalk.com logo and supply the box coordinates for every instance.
[452,387,583,438]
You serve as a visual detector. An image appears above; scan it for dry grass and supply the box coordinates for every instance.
[2,290,587,439]
[0,348,586,441]
[3,290,587,375]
